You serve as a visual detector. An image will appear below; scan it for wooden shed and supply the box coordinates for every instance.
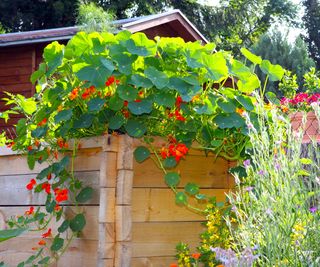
[0,9,208,137]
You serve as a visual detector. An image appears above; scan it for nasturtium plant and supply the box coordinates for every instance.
[1,29,278,266]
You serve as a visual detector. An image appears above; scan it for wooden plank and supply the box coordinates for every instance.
[132,221,205,257]
[131,256,176,267]
[133,155,231,188]
[98,223,115,260]
[99,188,116,223]
[116,170,133,205]
[0,206,103,240]
[0,171,101,205]
[132,188,229,222]
[117,135,133,170]
[0,74,31,85]
[0,66,32,77]
[115,206,131,242]
[0,57,32,68]
[0,82,32,93]
[97,259,114,267]
[114,242,132,267]
[0,238,99,267]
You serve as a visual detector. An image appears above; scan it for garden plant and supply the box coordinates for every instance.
[0,29,295,267]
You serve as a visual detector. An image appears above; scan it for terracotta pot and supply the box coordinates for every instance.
[290,111,320,143]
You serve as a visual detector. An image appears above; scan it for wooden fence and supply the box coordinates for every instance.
[0,135,234,266]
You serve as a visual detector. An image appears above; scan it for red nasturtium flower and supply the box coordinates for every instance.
[25,206,34,215]
[160,140,189,163]
[42,228,52,238]
[105,76,120,86]
[37,118,47,126]
[54,204,62,212]
[27,145,33,151]
[26,178,36,190]
[191,253,201,260]
[38,240,46,246]
[6,141,15,148]
[69,88,79,100]
[54,188,68,203]
[57,138,68,149]
[42,183,51,194]
[82,86,96,99]
[34,139,40,147]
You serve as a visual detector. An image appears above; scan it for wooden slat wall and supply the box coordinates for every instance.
[0,136,234,267]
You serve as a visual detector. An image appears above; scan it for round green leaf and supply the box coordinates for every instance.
[31,126,48,138]
[164,172,180,187]
[87,97,106,112]
[185,183,199,195]
[214,113,245,129]
[129,74,153,88]
[125,120,147,138]
[75,187,94,203]
[117,84,138,101]
[240,48,262,65]
[260,60,284,81]
[235,95,254,111]
[128,100,152,115]
[163,157,177,169]
[154,92,176,108]
[50,236,64,251]
[38,257,50,265]
[54,109,73,124]
[217,99,236,113]
[109,94,123,111]
[70,213,86,232]
[73,114,94,129]
[134,146,150,163]
[58,220,70,233]
[195,194,207,200]
[144,66,169,89]
[109,114,126,130]
[175,192,188,205]
[211,139,223,147]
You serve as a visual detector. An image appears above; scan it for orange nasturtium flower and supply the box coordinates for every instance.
[54,188,68,203]
[169,264,178,267]
[25,206,34,215]
[69,88,79,100]
[38,240,46,246]
[191,253,201,260]
[235,107,245,116]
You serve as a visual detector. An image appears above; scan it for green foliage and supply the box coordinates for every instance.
[302,0,320,69]
[0,228,27,242]
[76,2,114,33]
[133,146,150,163]
[252,30,315,96]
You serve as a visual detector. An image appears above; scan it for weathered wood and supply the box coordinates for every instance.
[116,170,134,205]
[132,221,205,257]
[115,206,132,242]
[114,242,132,267]
[99,188,116,223]
[132,188,228,222]
[117,135,133,170]
[99,152,117,188]
[98,223,115,259]
[131,256,176,267]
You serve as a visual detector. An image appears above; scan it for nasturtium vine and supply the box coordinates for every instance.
[0,29,285,266]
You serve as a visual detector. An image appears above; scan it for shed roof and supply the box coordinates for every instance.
[0,9,208,47]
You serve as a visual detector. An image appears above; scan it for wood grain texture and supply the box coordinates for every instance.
[131,256,176,267]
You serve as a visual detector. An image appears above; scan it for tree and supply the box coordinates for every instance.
[302,0,320,69]
[252,30,315,96]
[0,0,78,32]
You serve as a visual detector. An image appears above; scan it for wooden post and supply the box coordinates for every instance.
[114,135,133,267]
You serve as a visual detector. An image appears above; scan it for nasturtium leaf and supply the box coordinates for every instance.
[113,53,137,75]
[217,99,236,113]
[211,140,223,147]
[52,156,69,175]
[126,32,157,56]
[54,109,73,124]
[73,114,94,128]
[145,67,169,89]
[38,257,50,265]
[230,60,252,80]
[109,94,124,111]
[65,32,92,57]
[37,166,52,180]
[117,85,138,101]
[235,95,254,111]
[240,48,262,65]
[175,192,188,205]
[31,126,48,139]
[217,201,225,208]
[108,114,126,130]
[129,74,153,88]
[201,52,228,81]
[17,262,25,267]
[163,157,177,169]
[87,97,106,112]
[134,146,151,163]
[214,113,245,129]
[154,92,176,108]
[43,41,64,76]
[125,120,147,138]
[164,172,180,187]
[27,154,35,170]
[128,100,152,115]
[70,213,86,232]
[0,228,27,242]
[50,236,64,251]
[31,63,46,84]
[185,183,199,195]
[46,200,56,213]
[260,60,284,81]
[75,187,94,203]
[74,56,115,87]
[58,220,70,233]
[18,96,37,115]
[237,74,260,94]
[266,92,280,105]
